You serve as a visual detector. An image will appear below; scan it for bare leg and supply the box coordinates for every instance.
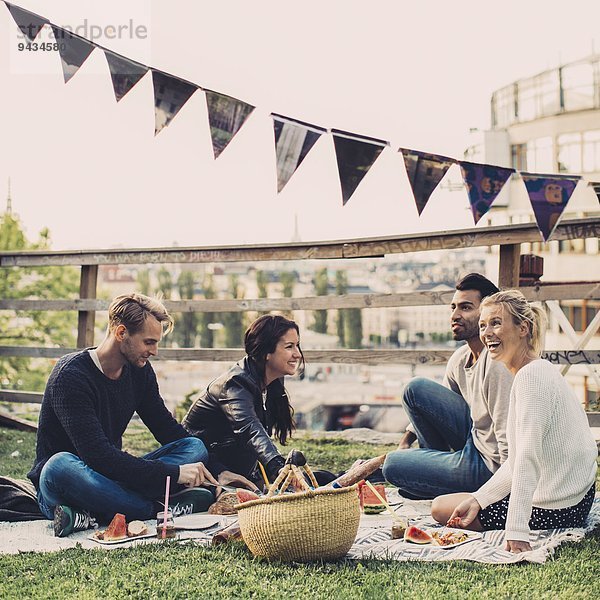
[431,492,483,531]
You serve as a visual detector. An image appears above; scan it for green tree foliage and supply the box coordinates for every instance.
[223,274,245,347]
[137,269,151,295]
[312,267,328,334]
[156,267,173,300]
[344,308,363,348]
[0,212,78,391]
[335,270,347,346]
[173,270,198,348]
[279,271,296,318]
[255,269,268,317]
[199,274,217,348]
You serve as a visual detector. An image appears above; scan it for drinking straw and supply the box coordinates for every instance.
[257,461,270,488]
[161,475,171,539]
[364,479,404,522]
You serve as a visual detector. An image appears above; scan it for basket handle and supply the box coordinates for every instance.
[265,463,317,497]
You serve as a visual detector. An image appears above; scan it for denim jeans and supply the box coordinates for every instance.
[37,437,208,522]
[382,377,493,499]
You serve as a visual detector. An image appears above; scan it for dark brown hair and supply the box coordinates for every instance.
[244,314,304,444]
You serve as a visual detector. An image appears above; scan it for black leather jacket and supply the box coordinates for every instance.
[182,357,285,480]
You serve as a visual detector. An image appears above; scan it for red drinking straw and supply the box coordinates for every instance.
[161,475,171,539]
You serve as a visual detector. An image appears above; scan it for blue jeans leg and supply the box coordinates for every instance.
[402,377,472,451]
[37,437,208,521]
[382,436,493,499]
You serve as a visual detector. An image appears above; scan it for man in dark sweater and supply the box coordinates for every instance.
[29,293,219,537]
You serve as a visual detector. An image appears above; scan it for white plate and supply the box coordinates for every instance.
[172,514,222,531]
[89,529,157,545]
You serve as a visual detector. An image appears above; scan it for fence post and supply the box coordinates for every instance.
[498,244,520,288]
[77,265,98,348]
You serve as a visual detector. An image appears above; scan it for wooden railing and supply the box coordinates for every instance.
[1,216,599,427]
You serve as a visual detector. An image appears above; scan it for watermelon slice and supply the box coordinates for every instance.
[236,489,260,503]
[104,513,127,541]
[404,525,434,544]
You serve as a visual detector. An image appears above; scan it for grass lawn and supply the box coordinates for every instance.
[1,426,599,600]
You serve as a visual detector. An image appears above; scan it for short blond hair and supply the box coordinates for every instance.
[481,289,547,356]
[108,293,174,336]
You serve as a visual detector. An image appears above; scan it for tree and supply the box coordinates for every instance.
[279,271,296,318]
[199,274,217,348]
[335,270,347,346]
[173,270,198,348]
[255,269,268,317]
[137,269,151,295]
[344,308,363,348]
[156,267,172,300]
[312,267,328,333]
[223,274,245,347]
[0,212,79,391]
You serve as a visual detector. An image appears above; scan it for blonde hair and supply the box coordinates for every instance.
[480,289,547,356]
[108,293,174,336]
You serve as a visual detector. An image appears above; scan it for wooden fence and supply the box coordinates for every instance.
[1,216,599,428]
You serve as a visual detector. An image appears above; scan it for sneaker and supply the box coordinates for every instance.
[167,487,215,517]
[54,505,96,538]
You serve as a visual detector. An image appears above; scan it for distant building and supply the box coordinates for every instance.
[465,54,600,405]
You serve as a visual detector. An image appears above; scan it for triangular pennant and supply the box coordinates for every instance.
[521,173,580,241]
[459,161,514,224]
[272,114,326,193]
[6,3,48,41]
[204,90,255,158]
[51,26,95,83]
[589,181,600,205]
[151,71,198,135]
[104,50,148,102]
[400,148,456,215]
[332,129,387,205]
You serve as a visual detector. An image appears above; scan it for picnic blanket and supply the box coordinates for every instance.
[0,490,598,564]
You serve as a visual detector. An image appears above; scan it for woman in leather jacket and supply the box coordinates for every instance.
[182,314,304,490]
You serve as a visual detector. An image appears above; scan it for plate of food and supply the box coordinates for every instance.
[400,524,482,549]
[89,514,157,545]
[172,514,223,531]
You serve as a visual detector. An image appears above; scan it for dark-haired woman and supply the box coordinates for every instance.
[183,315,327,491]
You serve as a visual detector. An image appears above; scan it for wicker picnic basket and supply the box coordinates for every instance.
[235,460,360,561]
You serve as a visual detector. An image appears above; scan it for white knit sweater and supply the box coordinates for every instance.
[473,359,598,542]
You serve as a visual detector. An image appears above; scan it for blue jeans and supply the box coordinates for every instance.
[37,437,208,522]
[382,377,493,499]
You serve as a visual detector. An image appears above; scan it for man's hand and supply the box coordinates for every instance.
[217,470,261,493]
[447,495,481,528]
[177,462,220,488]
[505,539,532,553]
[397,430,417,450]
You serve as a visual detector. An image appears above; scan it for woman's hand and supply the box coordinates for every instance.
[447,495,481,528]
[505,539,532,553]
[217,470,261,493]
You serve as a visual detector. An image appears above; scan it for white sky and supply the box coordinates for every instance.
[1,0,600,250]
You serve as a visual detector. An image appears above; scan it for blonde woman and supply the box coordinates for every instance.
[431,290,597,553]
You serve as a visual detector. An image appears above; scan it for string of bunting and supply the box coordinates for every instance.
[4,1,599,241]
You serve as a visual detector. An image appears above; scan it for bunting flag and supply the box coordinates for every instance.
[400,148,456,216]
[104,51,148,102]
[51,26,96,83]
[332,130,387,205]
[272,114,326,193]
[589,182,600,205]
[5,2,47,41]
[205,90,255,159]
[459,161,514,224]
[151,71,198,135]
[521,173,580,241]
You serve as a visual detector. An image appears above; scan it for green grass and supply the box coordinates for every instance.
[1,426,599,600]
